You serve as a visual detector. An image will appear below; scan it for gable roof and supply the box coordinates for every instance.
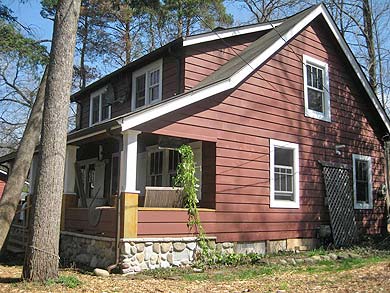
[117,4,389,133]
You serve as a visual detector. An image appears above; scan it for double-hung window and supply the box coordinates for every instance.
[132,59,162,110]
[352,154,373,209]
[89,87,111,126]
[147,148,180,187]
[270,139,300,208]
[303,55,330,122]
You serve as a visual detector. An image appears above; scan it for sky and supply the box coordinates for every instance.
[4,0,53,41]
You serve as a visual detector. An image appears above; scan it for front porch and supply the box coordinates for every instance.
[61,130,216,239]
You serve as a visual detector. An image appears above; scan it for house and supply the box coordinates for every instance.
[2,4,389,272]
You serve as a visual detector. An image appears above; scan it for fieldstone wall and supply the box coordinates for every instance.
[119,237,210,274]
[59,232,317,273]
[60,231,115,268]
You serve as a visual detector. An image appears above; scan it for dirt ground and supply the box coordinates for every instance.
[0,260,389,292]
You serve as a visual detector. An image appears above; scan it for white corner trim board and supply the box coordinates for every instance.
[183,22,283,47]
[119,4,390,133]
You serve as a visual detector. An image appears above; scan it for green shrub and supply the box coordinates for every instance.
[45,275,81,288]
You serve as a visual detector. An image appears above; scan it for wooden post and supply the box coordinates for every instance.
[120,192,139,238]
[60,193,78,231]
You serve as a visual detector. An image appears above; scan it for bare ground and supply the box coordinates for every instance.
[0,260,389,292]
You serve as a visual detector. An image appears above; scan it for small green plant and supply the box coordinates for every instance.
[198,251,264,267]
[45,275,81,289]
[306,247,327,257]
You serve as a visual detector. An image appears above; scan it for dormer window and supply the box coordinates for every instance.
[90,87,111,126]
[303,55,330,122]
[132,59,162,110]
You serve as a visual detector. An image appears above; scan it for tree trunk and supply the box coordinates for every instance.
[362,0,377,93]
[0,68,48,250]
[22,0,81,281]
[125,21,131,64]
[80,14,88,89]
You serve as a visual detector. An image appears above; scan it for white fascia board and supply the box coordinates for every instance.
[320,7,390,132]
[183,22,282,47]
[67,130,107,144]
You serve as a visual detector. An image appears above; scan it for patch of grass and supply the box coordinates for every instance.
[140,254,390,283]
[45,275,81,289]
[278,281,289,291]
[305,247,327,257]
[297,255,388,274]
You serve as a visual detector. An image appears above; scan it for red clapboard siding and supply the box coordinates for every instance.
[136,17,386,241]
[137,209,217,237]
[64,208,116,237]
[183,30,269,90]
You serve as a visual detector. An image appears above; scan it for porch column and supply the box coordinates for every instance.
[61,145,78,230]
[63,145,78,194]
[120,130,140,238]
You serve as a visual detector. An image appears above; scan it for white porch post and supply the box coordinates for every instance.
[120,130,141,193]
[61,145,78,230]
[119,130,140,238]
[63,145,78,195]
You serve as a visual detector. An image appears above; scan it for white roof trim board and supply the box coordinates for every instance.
[120,4,390,133]
[182,21,283,47]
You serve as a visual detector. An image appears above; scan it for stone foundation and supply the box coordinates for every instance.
[119,237,213,274]
[60,231,115,268]
[59,232,318,273]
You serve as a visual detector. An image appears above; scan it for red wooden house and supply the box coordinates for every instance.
[3,4,389,271]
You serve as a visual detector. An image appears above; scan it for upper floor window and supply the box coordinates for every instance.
[352,154,373,209]
[303,55,330,122]
[89,87,111,126]
[270,139,300,208]
[132,59,162,110]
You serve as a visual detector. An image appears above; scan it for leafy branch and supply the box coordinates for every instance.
[174,144,209,254]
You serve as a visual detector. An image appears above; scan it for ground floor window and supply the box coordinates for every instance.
[147,148,180,187]
[352,154,373,209]
[270,139,300,208]
[137,142,202,200]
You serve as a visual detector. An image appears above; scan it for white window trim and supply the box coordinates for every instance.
[131,59,163,111]
[270,139,300,208]
[352,154,373,209]
[89,86,111,126]
[303,54,331,122]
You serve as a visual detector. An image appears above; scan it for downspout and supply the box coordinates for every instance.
[383,137,390,232]
[106,127,123,272]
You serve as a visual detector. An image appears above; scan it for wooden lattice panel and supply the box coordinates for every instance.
[320,161,358,247]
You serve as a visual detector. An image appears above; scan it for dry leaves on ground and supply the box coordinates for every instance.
[0,261,389,292]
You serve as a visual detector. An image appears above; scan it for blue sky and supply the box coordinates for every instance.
[4,0,53,40]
